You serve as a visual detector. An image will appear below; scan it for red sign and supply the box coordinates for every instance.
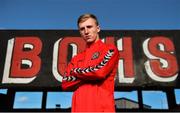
[0,30,179,89]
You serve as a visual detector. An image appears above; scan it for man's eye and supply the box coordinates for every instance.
[80,28,84,31]
[87,26,92,28]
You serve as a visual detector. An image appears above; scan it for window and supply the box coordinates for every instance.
[114,91,139,109]
[142,91,168,109]
[0,89,7,94]
[13,92,43,109]
[175,89,180,105]
[46,92,72,109]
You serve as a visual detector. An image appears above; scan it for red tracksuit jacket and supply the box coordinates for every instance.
[62,40,119,112]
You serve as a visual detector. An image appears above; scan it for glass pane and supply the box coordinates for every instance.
[175,89,180,105]
[13,92,43,109]
[142,91,168,109]
[0,89,8,94]
[46,92,72,109]
[114,91,139,109]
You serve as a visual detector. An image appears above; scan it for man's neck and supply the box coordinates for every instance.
[86,39,100,48]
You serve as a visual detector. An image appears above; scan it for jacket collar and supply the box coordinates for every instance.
[86,39,103,49]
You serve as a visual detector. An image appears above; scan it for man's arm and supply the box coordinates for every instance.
[61,59,84,91]
[61,78,83,91]
[71,45,119,80]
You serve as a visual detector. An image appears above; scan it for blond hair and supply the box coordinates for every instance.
[77,13,99,27]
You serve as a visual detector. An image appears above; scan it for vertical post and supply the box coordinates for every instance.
[41,90,47,111]
[165,88,176,111]
[137,89,143,111]
[6,88,16,111]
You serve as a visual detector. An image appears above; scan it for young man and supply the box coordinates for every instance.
[62,13,119,112]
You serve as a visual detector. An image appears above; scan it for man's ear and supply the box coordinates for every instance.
[97,25,100,33]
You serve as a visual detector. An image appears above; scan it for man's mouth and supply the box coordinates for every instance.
[85,36,91,39]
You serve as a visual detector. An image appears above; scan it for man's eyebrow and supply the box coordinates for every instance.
[79,27,85,30]
[87,25,93,28]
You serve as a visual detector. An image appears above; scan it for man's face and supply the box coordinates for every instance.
[78,18,100,44]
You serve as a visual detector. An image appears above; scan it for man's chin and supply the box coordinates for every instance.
[86,39,93,43]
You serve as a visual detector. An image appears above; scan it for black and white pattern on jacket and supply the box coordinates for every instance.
[63,76,77,82]
[72,49,115,74]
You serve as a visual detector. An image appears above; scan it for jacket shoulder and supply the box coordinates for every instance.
[103,43,118,52]
[71,51,85,62]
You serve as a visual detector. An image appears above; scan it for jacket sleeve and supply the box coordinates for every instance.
[61,58,84,91]
[71,45,119,80]
[61,78,83,91]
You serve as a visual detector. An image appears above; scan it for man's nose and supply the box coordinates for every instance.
[84,28,89,34]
